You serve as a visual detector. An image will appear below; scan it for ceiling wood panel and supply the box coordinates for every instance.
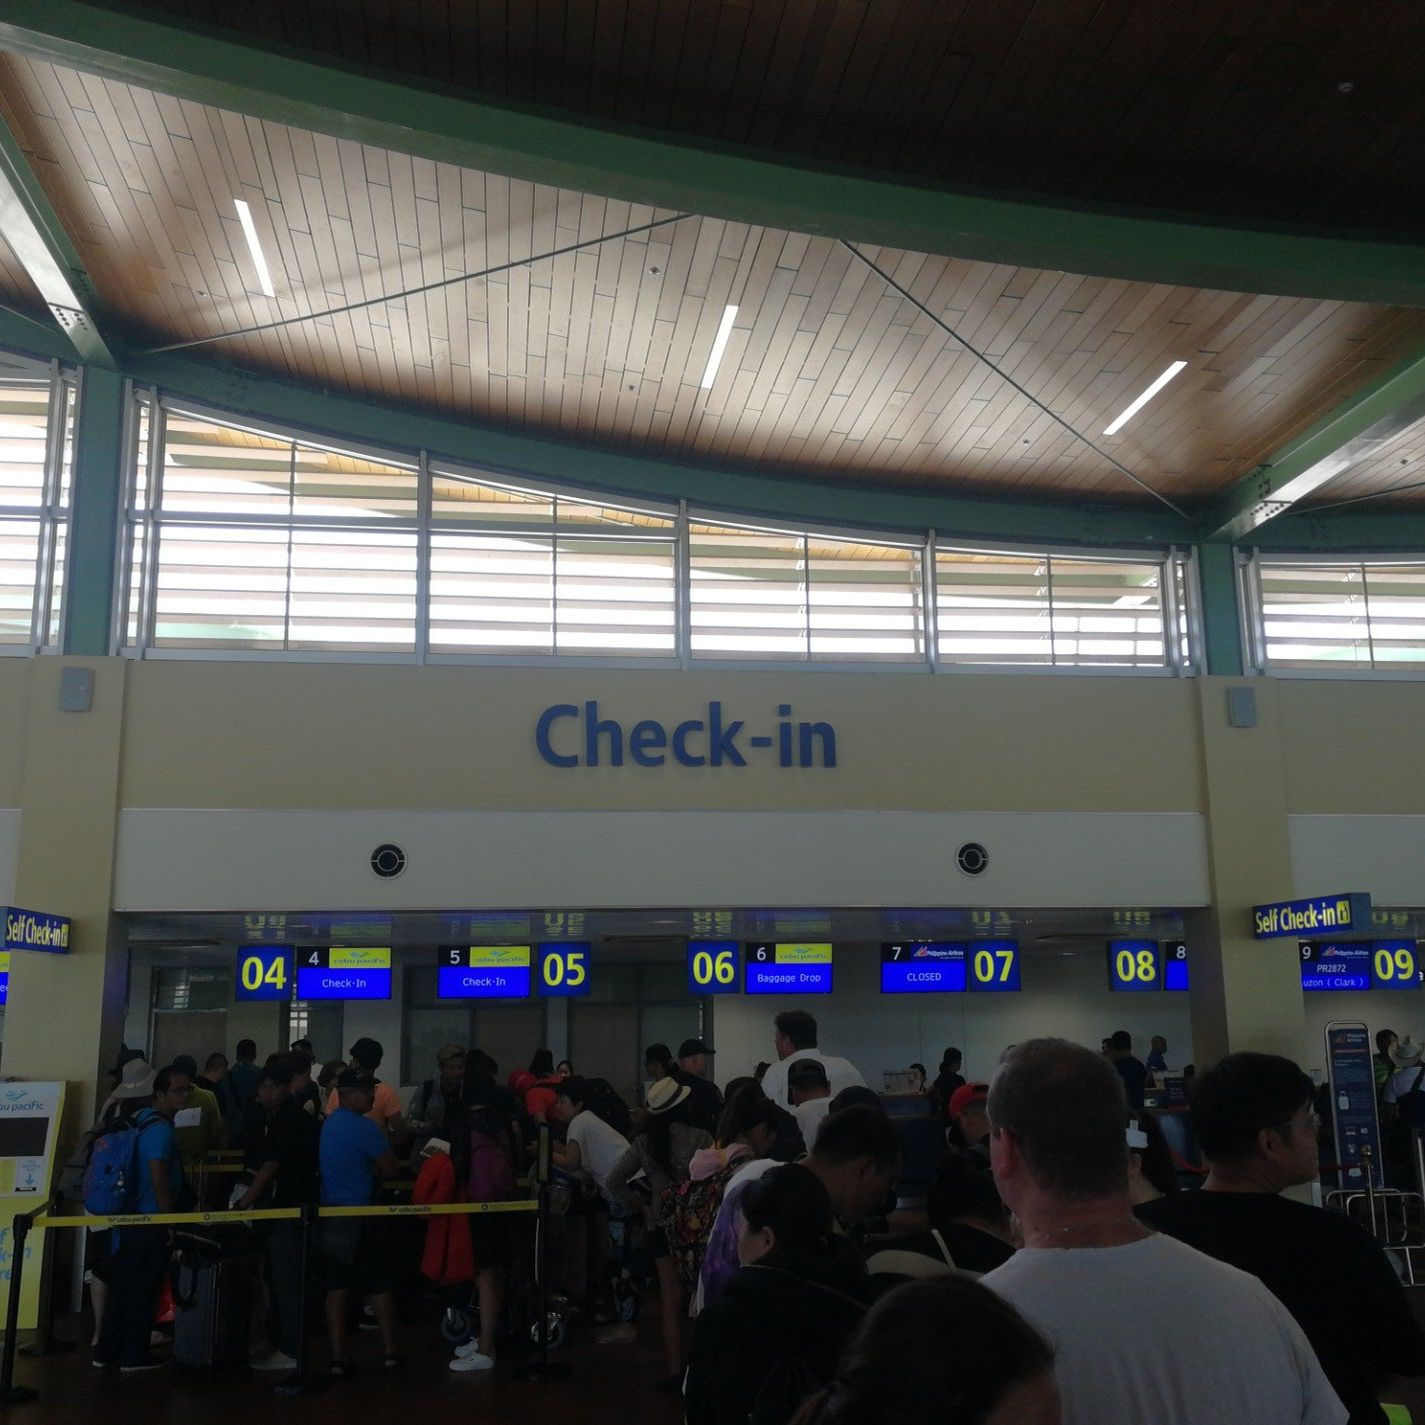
[5,54,1425,508]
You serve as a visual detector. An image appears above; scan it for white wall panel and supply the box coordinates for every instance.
[114,808,1210,912]
[1289,815,1425,906]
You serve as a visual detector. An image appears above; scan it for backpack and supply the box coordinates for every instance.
[466,1104,517,1203]
[57,1121,106,1204]
[82,1109,159,1215]
[668,1162,738,1294]
[581,1078,633,1140]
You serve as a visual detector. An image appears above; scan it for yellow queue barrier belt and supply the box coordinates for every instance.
[34,1208,301,1229]
[317,1200,536,1219]
[30,1198,538,1230]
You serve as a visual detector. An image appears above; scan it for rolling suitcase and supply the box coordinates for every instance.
[171,1227,255,1370]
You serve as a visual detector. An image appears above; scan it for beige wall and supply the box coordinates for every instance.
[4,657,1425,1112]
[1278,680,1425,814]
[5,659,129,1131]
[0,659,32,803]
[117,663,1205,813]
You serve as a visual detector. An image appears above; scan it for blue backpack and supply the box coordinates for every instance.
[82,1110,159,1215]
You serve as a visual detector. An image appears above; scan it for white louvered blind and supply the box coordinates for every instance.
[1257,560,1425,669]
[689,520,923,661]
[935,548,1169,667]
[0,375,69,649]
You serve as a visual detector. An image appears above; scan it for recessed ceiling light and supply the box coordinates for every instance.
[700,305,739,390]
[1102,360,1187,435]
[233,198,276,298]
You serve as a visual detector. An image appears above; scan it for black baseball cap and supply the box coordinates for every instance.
[336,1068,375,1093]
[678,1038,713,1058]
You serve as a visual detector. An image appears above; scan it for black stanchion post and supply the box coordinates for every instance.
[0,1210,39,1405]
[516,1125,569,1382]
[275,1204,327,1398]
[19,1196,72,1359]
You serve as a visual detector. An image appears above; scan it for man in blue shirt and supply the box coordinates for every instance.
[1109,1030,1148,1111]
[93,1065,190,1372]
[319,1069,399,1373]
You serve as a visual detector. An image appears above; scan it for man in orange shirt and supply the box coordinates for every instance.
[325,1037,409,1149]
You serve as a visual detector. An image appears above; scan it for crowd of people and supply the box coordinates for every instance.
[76,1010,1425,1425]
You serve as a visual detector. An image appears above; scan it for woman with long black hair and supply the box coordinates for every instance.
[605,1076,713,1387]
[789,1277,1058,1425]
[685,1163,869,1425]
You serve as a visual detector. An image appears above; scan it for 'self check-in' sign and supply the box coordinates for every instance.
[1253,893,1372,940]
[1,908,70,954]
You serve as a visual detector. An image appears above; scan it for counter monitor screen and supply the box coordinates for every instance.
[688,941,741,996]
[438,946,533,1000]
[235,945,293,1002]
[538,943,591,998]
[295,947,391,1000]
[1108,940,1162,993]
[1370,939,1421,990]
[967,940,1021,993]
[744,943,833,995]
[1162,941,1190,992]
[880,943,967,994]
[1300,939,1422,992]
[1300,942,1371,992]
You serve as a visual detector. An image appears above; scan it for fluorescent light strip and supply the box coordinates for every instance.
[1102,360,1187,435]
[700,305,739,390]
[233,199,276,298]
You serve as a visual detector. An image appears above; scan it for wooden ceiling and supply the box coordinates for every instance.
[113,0,1425,239]
[2,12,1425,515]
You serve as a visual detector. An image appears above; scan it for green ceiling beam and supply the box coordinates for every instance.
[1254,509,1425,553]
[63,365,125,654]
[1202,342,1425,543]
[5,2,1425,306]
[0,309,1179,547]
[0,103,116,366]
[1194,543,1244,676]
[0,304,79,362]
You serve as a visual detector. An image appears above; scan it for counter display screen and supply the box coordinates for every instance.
[744,943,833,995]
[1301,940,1422,992]
[880,943,967,994]
[236,945,293,1002]
[1369,940,1421,989]
[538,943,591,998]
[1108,940,1162,992]
[437,946,533,999]
[1300,942,1371,992]
[688,941,741,996]
[296,947,392,1000]
[968,940,1021,993]
[1163,941,1190,992]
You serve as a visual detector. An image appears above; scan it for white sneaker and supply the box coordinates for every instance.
[449,1351,495,1373]
[250,1349,299,1372]
[453,1339,481,1358]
